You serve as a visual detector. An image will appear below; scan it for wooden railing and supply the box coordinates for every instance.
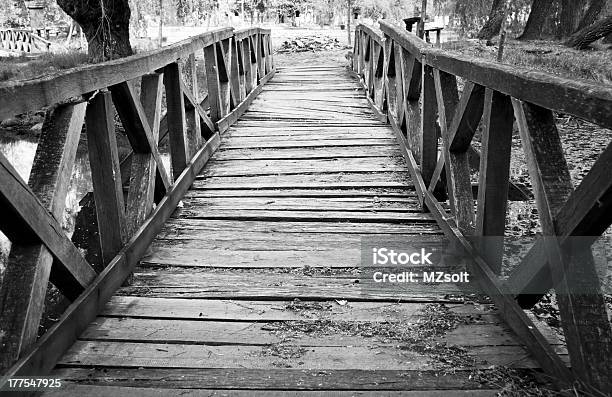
[0,28,51,53]
[0,26,274,383]
[353,22,612,393]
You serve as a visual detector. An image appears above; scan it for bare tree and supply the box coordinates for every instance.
[57,0,133,62]
[577,0,608,30]
[566,14,612,48]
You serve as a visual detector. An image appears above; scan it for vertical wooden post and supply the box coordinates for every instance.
[418,0,427,38]
[184,53,203,154]
[420,64,438,191]
[347,0,352,45]
[125,73,163,236]
[475,89,513,274]
[164,62,189,179]
[86,91,126,265]
[204,43,223,123]
[230,37,243,105]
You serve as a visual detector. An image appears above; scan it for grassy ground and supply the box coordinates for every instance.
[442,39,612,85]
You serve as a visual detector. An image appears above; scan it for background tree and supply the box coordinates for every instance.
[57,0,133,62]
[558,0,587,37]
[477,0,507,40]
[518,0,554,39]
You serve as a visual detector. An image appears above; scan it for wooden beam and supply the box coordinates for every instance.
[183,53,202,157]
[109,81,171,191]
[420,64,437,191]
[0,156,96,288]
[0,28,234,121]
[164,62,190,180]
[204,43,223,123]
[125,73,163,236]
[513,99,612,392]
[447,82,485,152]
[433,69,474,234]
[423,49,612,130]
[86,91,127,265]
[475,89,513,274]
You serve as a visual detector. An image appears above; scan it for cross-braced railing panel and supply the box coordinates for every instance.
[0,27,274,382]
[353,21,612,393]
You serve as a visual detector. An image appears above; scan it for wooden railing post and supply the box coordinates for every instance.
[183,53,203,155]
[86,91,127,264]
[164,62,189,179]
[475,89,513,274]
[204,43,223,124]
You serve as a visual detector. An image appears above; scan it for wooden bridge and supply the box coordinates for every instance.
[0,28,51,53]
[0,23,611,396]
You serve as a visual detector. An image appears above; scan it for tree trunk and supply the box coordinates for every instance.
[57,0,133,62]
[565,14,612,48]
[518,0,554,40]
[577,0,608,30]
[477,0,506,40]
[558,0,587,38]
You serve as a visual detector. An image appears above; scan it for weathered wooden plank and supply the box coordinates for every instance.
[49,367,504,391]
[175,208,434,223]
[193,172,412,189]
[214,147,400,160]
[81,318,539,348]
[86,91,127,265]
[202,158,408,176]
[159,219,440,236]
[44,384,500,397]
[99,297,494,322]
[219,139,397,149]
[58,340,556,370]
[225,131,395,140]
[180,196,419,211]
[184,188,416,198]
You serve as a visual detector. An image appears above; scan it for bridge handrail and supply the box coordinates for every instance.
[0,26,274,381]
[353,21,612,392]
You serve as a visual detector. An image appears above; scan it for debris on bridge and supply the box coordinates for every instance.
[276,36,347,53]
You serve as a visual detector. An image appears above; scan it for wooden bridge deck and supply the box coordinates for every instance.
[40,65,564,396]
